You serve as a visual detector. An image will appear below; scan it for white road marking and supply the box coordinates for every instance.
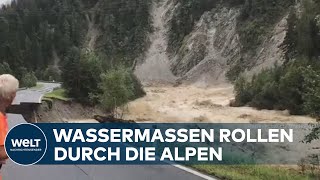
[171,164,218,180]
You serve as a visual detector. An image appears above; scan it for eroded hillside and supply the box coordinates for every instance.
[135,0,294,85]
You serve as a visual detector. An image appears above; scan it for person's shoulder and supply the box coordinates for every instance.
[0,112,7,122]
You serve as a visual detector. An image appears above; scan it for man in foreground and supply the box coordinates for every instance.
[0,74,19,179]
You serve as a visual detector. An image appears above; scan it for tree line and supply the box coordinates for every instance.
[0,0,88,83]
[0,0,151,87]
[234,0,320,119]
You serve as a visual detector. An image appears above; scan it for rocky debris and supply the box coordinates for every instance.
[84,0,101,51]
[134,0,176,85]
[246,15,288,76]
[171,7,241,85]
[134,1,290,86]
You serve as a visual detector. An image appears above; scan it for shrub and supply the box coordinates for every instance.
[234,65,283,109]
[130,72,146,98]
[234,60,320,118]
[21,72,37,88]
[234,76,252,106]
[98,66,142,114]
[0,62,12,75]
[302,65,320,119]
[250,81,280,110]
[278,65,305,114]
[62,50,103,104]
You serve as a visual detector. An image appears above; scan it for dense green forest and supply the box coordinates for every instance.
[0,0,150,77]
[0,0,149,107]
[0,0,151,77]
[96,0,151,67]
[0,0,88,81]
[234,0,320,119]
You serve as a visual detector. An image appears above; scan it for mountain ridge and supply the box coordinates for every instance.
[0,0,315,87]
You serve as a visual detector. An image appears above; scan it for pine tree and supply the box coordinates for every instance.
[282,8,298,62]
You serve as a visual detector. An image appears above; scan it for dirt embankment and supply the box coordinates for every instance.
[37,100,101,123]
[123,84,316,123]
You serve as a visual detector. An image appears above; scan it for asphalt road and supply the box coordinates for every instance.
[12,82,61,105]
[2,83,215,180]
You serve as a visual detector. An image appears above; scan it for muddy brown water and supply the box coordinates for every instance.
[123,84,316,123]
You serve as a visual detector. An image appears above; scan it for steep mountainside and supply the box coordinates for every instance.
[0,0,313,87]
[171,7,241,85]
[135,0,295,85]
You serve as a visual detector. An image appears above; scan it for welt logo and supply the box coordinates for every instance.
[11,139,41,148]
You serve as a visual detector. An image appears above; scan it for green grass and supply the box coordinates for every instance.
[44,88,70,101]
[191,165,316,180]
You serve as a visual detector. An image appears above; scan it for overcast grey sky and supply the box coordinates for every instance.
[0,0,11,5]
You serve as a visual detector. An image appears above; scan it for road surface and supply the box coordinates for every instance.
[12,82,61,105]
[3,83,216,180]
